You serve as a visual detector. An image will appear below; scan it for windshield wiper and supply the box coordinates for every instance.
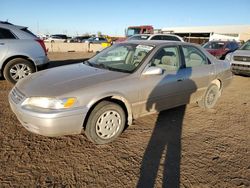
[86,63,109,70]
[83,60,93,67]
[84,61,108,69]
[84,62,131,73]
[97,63,131,73]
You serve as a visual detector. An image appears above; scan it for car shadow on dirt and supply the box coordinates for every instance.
[137,67,196,188]
[137,106,186,188]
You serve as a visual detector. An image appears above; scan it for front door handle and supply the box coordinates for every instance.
[177,78,184,82]
[0,43,5,45]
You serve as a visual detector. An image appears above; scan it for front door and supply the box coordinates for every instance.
[136,46,197,116]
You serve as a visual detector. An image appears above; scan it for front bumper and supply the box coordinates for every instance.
[9,94,88,137]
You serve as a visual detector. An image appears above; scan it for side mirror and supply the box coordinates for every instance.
[142,66,163,76]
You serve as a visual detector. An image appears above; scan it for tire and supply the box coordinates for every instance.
[199,84,220,109]
[3,58,35,84]
[85,101,126,144]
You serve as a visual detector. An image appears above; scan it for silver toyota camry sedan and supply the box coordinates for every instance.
[9,41,232,144]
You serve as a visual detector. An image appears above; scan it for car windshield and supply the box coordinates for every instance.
[203,41,225,49]
[127,35,150,41]
[240,41,250,50]
[87,43,154,73]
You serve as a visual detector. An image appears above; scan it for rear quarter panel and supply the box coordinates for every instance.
[0,40,8,69]
[213,59,233,89]
[3,39,45,64]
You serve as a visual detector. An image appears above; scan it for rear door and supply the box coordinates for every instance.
[0,27,16,67]
[181,45,215,103]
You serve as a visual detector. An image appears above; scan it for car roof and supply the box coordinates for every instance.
[208,40,237,43]
[129,33,184,41]
[0,22,38,39]
[131,33,182,37]
[0,22,27,30]
[120,40,190,46]
[117,40,216,62]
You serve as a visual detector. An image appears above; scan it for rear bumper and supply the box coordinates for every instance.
[34,56,49,71]
[34,55,49,65]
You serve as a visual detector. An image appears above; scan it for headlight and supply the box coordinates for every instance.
[22,97,77,109]
[225,53,233,62]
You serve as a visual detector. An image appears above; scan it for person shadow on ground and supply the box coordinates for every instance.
[137,65,197,188]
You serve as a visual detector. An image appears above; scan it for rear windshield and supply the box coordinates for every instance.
[21,28,37,37]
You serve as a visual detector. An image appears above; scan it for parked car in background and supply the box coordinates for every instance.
[9,41,232,144]
[85,36,108,44]
[0,21,48,84]
[127,34,184,42]
[45,34,68,43]
[69,36,91,43]
[203,40,239,59]
[226,40,250,75]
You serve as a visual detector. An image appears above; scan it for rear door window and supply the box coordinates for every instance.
[0,28,16,39]
[182,46,208,68]
[21,28,37,37]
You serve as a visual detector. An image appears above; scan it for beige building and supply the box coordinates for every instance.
[159,25,250,44]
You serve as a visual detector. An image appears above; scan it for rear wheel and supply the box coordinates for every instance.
[85,101,126,144]
[199,84,220,109]
[3,58,35,84]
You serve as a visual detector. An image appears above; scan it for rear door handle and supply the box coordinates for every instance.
[0,43,5,45]
[177,78,184,82]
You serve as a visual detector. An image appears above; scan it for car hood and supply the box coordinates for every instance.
[233,50,250,56]
[16,63,129,97]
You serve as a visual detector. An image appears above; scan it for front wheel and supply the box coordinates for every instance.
[85,101,126,144]
[3,58,35,84]
[199,84,220,109]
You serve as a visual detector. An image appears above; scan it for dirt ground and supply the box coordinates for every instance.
[0,52,249,187]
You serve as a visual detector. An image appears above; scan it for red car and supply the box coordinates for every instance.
[203,40,239,59]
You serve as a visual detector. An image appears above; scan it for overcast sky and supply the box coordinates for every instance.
[1,0,250,36]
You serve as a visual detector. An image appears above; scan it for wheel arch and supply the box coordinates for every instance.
[211,79,222,90]
[1,55,36,76]
[83,95,133,130]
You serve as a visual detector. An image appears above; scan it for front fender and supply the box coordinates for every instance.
[86,92,133,125]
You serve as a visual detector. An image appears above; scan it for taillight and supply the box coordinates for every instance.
[35,39,47,55]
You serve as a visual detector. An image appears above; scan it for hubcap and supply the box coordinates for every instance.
[10,64,32,81]
[95,110,121,139]
[207,90,216,105]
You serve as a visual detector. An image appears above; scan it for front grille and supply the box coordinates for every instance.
[10,87,25,104]
[233,56,250,62]
[232,63,250,68]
